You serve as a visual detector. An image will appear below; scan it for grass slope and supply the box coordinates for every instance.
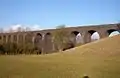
[0,35,120,78]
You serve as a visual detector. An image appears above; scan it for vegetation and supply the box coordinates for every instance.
[0,35,120,78]
[52,25,74,51]
[0,41,41,55]
[0,26,43,55]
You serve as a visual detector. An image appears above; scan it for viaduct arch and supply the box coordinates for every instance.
[0,23,120,54]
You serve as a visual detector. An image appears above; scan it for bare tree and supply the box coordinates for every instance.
[117,23,120,30]
[8,28,14,33]
[0,28,4,33]
[52,25,73,51]
[17,27,22,32]
[25,27,31,31]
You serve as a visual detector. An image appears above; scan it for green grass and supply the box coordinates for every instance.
[0,35,120,78]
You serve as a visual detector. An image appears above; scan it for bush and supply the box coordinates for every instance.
[0,44,5,54]
[62,41,74,51]
[0,41,42,55]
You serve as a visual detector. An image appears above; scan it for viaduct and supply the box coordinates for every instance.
[0,23,120,54]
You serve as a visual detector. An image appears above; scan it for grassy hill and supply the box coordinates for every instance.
[0,35,120,78]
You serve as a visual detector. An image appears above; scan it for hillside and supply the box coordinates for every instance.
[0,35,120,78]
[63,34,120,56]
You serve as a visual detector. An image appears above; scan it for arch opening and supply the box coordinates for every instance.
[32,33,43,54]
[33,33,42,44]
[71,31,80,36]
[33,33,43,50]
[61,31,83,51]
[45,33,52,40]
[37,33,42,37]
[71,31,83,44]
[13,35,17,43]
[108,29,120,37]
[8,35,11,43]
[86,30,100,43]
[3,35,6,43]
[44,33,53,53]
[91,32,100,41]
[88,30,96,35]
[36,33,42,40]
[107,29,118,35]
[18,34,23,43]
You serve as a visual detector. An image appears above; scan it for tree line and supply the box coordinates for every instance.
[0,41,42,55]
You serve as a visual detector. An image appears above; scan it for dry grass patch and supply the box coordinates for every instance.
[0,35,120,78]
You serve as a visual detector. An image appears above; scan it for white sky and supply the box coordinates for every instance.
[4,24,42,32]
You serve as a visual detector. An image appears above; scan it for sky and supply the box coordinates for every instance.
[0,0,120,31]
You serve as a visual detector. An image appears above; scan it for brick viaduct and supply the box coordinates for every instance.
[0,23,120,54]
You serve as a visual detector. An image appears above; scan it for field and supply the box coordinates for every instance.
[0,35,120,78]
